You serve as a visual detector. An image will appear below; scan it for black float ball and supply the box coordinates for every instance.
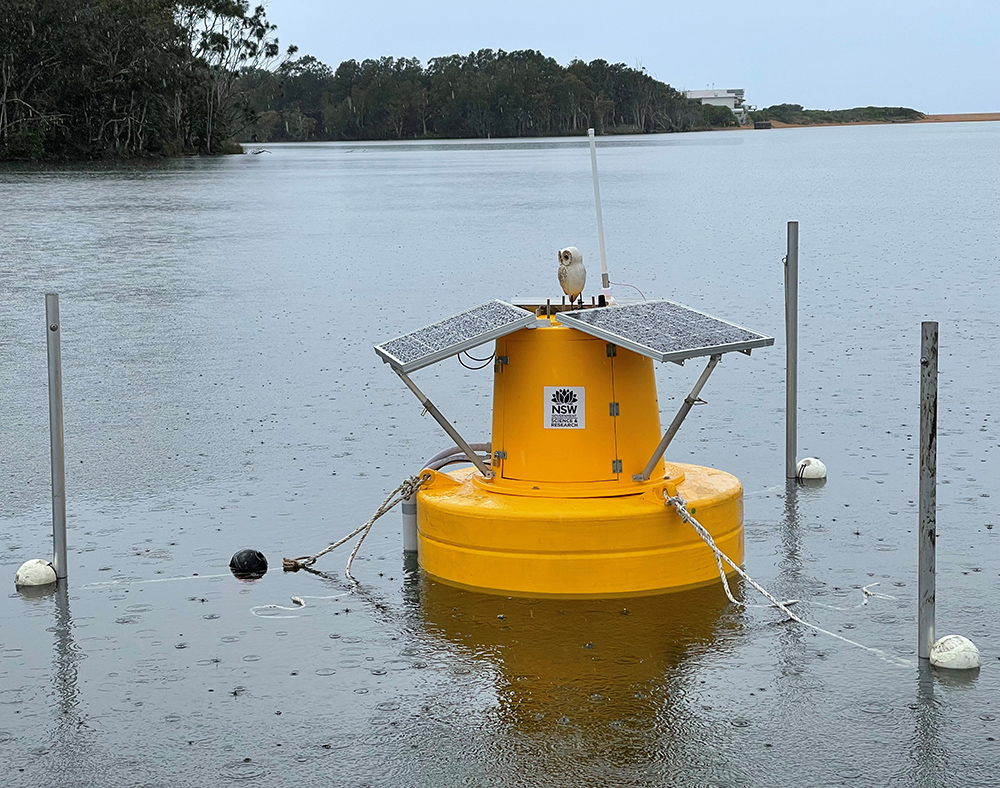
[229,548,268,578]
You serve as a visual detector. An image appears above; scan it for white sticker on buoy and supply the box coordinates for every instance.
[544,386,585,429]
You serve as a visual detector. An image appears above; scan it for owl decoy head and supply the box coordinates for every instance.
[558,247,583,267]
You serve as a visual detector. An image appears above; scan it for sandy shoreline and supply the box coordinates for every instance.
[754,112,1000,129]
[918,112,1000,123]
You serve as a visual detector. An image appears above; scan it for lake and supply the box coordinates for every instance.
[2,121,999,786]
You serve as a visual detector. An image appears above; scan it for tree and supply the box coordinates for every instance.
[702,104,737,128]
[175,0,294,152]
[0,0,294,159]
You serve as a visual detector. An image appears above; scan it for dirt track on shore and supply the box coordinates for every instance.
[920,113,1000,123]
[754,112,1000,129]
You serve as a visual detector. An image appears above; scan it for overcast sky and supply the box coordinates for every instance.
[263,0,997,114]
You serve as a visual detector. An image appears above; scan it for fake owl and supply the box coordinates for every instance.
[557,246,586,303]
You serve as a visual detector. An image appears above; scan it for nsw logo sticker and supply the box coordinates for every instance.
[543,386,585,429]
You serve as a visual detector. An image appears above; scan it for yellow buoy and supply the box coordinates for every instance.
[375,298,773,598]
[417,319,744,597]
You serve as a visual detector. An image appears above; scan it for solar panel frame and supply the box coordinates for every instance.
[375,300,537,374]
[555,300,774,363]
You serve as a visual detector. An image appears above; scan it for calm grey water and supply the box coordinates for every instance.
[2,123,999,786]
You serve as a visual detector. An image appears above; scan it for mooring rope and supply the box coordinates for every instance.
[250,593,349,618]
[283,473,430,583]
[806,583,898,612]
[664,492,912,668]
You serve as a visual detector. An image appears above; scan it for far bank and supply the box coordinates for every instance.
[736,112,1000,131]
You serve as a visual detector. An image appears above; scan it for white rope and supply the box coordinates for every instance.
[250,593,348,618]
[283,473,430,583]
[664,492,912,668]
[81,573,231,588]
[805,583,898,612]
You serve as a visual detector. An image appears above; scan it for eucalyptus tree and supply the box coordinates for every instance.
[0,0,293,159]
[174,0,295,152]
[0,0,71,157]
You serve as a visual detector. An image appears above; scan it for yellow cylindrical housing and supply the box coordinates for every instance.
[490,321,664,492]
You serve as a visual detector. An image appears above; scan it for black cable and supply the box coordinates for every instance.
[458,353,494,370]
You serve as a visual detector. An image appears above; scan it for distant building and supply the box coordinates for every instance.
[684,89,749,123]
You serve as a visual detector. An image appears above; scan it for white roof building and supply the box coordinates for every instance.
[684,89,748,120]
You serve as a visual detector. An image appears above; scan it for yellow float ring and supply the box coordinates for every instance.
[417,462,743,598]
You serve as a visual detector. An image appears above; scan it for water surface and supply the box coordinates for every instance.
[2,123,999,786]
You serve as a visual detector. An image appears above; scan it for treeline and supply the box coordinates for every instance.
[0,0,293,160]
[0,1,734,160]
[238,51,734,142]
[749,104,924,125]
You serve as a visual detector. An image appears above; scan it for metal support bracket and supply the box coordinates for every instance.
[394,368,494,479]
[637,354,722,481]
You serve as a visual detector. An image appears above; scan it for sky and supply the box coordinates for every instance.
[262,0,998,114]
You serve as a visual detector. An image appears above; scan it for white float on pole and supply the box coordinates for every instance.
[46,293,68,580]
[15,558,57,587]
[587,128,613,304]
[929,634,980,669]
[784,222,798,479]
[795,457,827,480]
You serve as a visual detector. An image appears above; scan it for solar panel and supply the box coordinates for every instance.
[375,300,537,373]
[555,300,773,363]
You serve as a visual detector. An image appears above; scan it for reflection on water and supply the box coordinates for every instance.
[52,583,81,720]
[415,578,739,781]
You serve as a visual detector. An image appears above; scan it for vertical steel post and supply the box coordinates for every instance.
[46,293,68,579]
[587,128,611,296]
[784,221,799,479]
[918,321,938,660]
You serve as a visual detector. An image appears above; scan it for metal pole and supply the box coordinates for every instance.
[393,369,494,479]
[785,221,799,478]
[46,293,67,580]
[637,354,721,480]
[587,129,612,298]
[918,321,938,660]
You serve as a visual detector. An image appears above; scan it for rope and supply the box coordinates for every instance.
[664,491,912,668]
[806,583,898,612]
[250,593,348,618]
[282,473,430,583]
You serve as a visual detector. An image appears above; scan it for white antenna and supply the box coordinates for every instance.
[587,129,613,304]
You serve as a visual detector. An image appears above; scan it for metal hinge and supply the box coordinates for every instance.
[493,450,507,461]
[612,459,623,473]
[606,343,617,357]
[494,356,509,372]
[609,402,619,417]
